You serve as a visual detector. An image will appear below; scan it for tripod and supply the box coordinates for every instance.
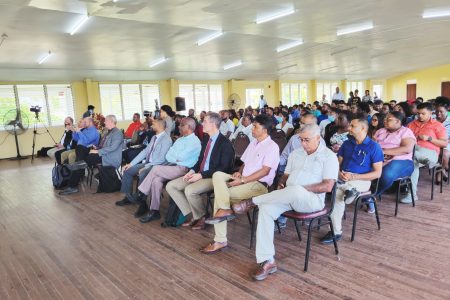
[31,112,57,161]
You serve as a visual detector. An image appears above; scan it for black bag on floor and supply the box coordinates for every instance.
[52,163,71,189]
[161,198,186,227]
[97,166,121,193]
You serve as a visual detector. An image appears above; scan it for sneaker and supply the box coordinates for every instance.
[252,260,277,281]
[344,188,360,204]
[275,221,287,231]
[400,194,417,204]
[366,202,375,214]
[58,187,79,195]
[320,231,342,245]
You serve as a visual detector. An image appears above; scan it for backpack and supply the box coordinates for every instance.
[52,163,71,189]
[161,198,186,227]
[96,166,122,193]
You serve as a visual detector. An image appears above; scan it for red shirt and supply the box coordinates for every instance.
[124,121,142,138]
[407,118,447,154]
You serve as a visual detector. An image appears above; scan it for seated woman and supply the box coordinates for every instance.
[47,116,76,164]
[329,111,351,153]
[368,113,386,139]
[374,111,416,197]
[394,102,415,125]
[275,111,294,136]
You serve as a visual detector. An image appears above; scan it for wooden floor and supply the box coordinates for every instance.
[1,158,450,300]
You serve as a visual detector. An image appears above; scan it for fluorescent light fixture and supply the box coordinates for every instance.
[70,15,89,35]
[337,21,373,36]
[276,39,303,52]
[422,9,450,18]
[197,31,224,46]
[149,57,168,68]
[38,51,52,64]
[256,8,295,24]
[223,60,242,70]
[330,47,357,56]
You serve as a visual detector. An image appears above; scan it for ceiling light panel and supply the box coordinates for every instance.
[276,40,304,52]
[256,8,295,24]
[337,21,373,36]
[422,8,450,18]
[223,60,242,70]
[70,15,89,35]
[149,57,168,68]
[197,31,224,46]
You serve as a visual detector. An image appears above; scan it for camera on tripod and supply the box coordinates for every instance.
[30,105,41,113]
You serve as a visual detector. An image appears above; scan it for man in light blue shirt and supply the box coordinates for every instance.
[135,117,201,223]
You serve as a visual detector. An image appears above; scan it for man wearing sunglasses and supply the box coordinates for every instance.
[320,117,384,244]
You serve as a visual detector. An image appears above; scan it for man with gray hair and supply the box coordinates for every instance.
[135,117,201,223]
[166,112,235,230]
[60,115,123,195]
[115,118,173,206]
[231,124,339,281]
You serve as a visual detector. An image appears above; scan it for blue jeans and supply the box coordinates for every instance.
[376,160,414,196]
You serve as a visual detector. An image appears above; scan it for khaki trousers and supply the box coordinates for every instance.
[330,180,372,235]
[212,171,268,243]
[61,149,76,164]
[166,177,213,219]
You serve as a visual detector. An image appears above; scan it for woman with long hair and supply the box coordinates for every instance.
[160,105,175,135]
[368,113,386,139]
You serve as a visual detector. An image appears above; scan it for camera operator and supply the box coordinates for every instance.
[83,105,95,118]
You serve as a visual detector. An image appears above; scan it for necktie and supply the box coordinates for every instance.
[146,136,157,162]
[199,139,213,172]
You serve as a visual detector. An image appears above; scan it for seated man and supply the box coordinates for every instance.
[219,110,235,137]
[60,115,122,195]
[135,117,201,222]
[405,102,448,203]
[231,124,339,280]
[278,113,319,173]
[229,114,254,142]
[374,112,416,198]
[200,114,280,254]
[320,117,383,244]
[124,113,142,139]
[115,119,173,206]
[166,112,235,230]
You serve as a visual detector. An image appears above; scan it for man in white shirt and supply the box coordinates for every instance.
[259,95,267,110]
[219,110,235,137]
[230,114,254,142]
[331,87,344,101]
[232,124,339,281]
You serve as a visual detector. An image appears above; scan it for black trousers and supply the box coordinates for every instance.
[68,153,102,188]
[122,146,145,164]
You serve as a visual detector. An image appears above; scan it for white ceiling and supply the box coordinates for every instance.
[0,0,450,81]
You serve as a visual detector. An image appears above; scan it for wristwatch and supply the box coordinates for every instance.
[427,136,432,142]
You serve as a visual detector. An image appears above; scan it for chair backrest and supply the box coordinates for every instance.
[232,132,250,159]
[327,182,338,215]
[270,129,287,155]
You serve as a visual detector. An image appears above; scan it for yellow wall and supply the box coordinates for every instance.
[386,63,450,101]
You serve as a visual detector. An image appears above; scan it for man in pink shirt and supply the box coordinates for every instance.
[201,114,280,254]
[374,111,416,198]
[406,102,448,203]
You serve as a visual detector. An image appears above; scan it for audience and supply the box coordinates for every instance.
[166,112,235,230]
[405,102,448,203]
[116,119,173,206]
[329,111,351,153]
[368,113,386,139]
[134,117,201,223]
[275,111,294,135]
[230,114,254,142]
[219,110,235,137]
[322,118,383,243]
[394,102,415,125]
[200,115,280,254]
[47,116,76,164]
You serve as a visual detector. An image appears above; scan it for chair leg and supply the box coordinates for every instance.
[249,208,257,249]
[351,197,360,242]
[294,220,302,241]
[275,220,281,234]
[395,182,400,217]
[304,218,315,272]
[409,180,415,207]
[440,169,444,193]
[329,217,339,255]
[246,211,252,225]
[431,167,435,200]
[373,197,381,230]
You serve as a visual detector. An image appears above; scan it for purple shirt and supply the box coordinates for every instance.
[241,136,280,186]
[374,127,416,161]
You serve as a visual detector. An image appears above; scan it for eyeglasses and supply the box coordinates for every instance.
[64,123,71,126]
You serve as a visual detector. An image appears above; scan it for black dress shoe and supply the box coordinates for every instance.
[115,197,132,206]
[139,210,161,223]
[134,201,149,218]
[320,231,342,245]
